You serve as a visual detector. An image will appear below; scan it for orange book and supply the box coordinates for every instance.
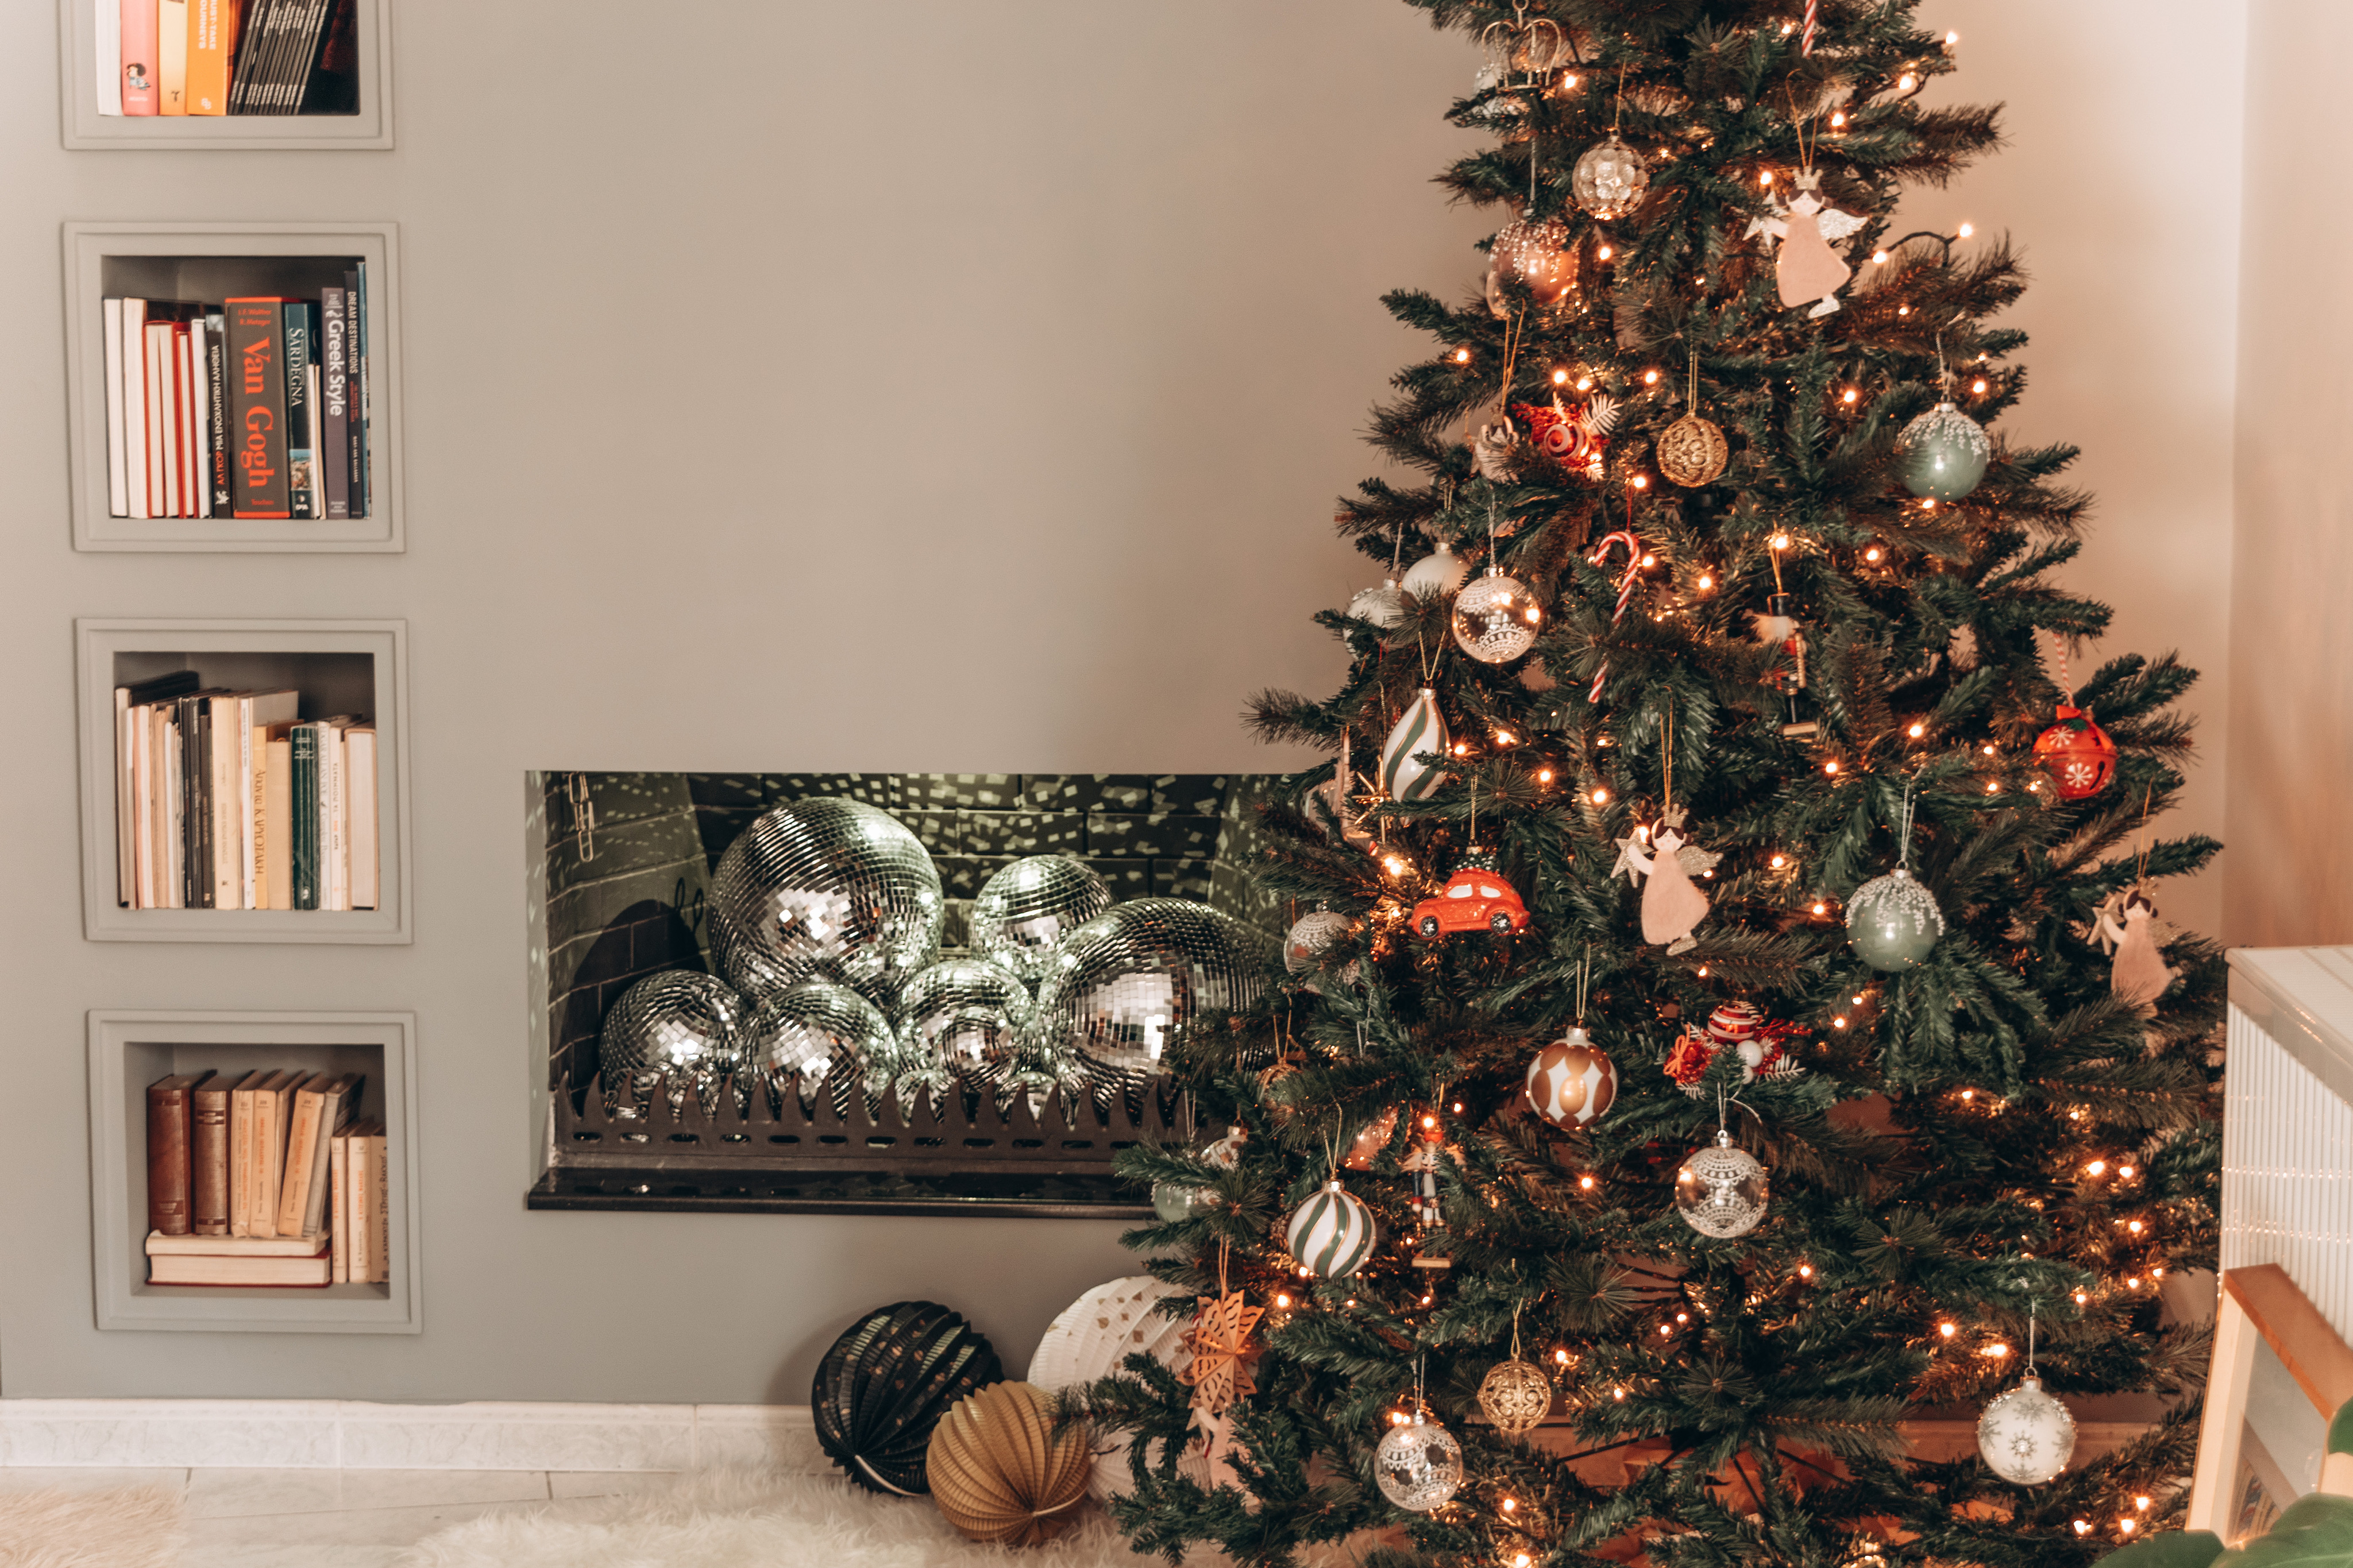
[187,0,239,117]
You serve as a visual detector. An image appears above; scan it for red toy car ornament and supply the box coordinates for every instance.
[1413,852,1530,937]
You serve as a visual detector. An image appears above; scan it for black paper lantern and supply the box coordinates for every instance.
[812,1300,1002,1495]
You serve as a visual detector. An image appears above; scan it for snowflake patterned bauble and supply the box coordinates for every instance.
[1896,400,1992,501]
[1571,134,1650,221]
[1846,867,1945,972]
[1976,1376,2076,1485]
[1374,1409,1464,1512]
[1476,1358,1554,1436]
[2031,704,2119,801]
[1674,1130,1769,1238]
[1401,541,1471,600]
[1523,1026,1616,1129]
[1451,569,1542,663]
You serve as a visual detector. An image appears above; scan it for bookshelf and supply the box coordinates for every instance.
[63,222,403,553]
[75,618,412,944]
[57,0,394,150]
[87,1010,420,1334]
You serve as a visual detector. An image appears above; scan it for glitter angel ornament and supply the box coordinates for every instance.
[1614,807,1719,952]
[1744,170,1864,316]
[2088,886,2178,1009]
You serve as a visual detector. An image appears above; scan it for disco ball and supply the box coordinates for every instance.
[709,797,946,1005]
[599,970,750,1110]
[898,957,1029,1071]
[968,856,1114,985]
[1029,899,1274,1077]
[743,980,902,1103]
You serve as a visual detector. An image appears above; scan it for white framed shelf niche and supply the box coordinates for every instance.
[88,1010,421,1334]
[75,617,413,944]
[57,0,394,151]
[63,221,404,553]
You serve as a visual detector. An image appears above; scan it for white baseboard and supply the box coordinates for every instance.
[0,1399,823,1471]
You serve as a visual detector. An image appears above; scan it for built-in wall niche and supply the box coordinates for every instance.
[75,619,411,943]
[525,771,1289,1218]
[57,0,394,150]
[87,1010,419,1334]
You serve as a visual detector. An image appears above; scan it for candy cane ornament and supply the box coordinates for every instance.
[1586,531,1645,704]
[1800,0,1818,55]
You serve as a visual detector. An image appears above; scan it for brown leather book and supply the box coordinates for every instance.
[145,1070,213,1235]
[190,1074,233,1237]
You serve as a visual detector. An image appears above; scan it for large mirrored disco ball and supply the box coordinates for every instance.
[967,856,1114,985]
[598,969,750,1110]
[1029,899,1274,1077]
[898,957,1029,1072]
[744,980,902,1105]
[709,797,946,1006]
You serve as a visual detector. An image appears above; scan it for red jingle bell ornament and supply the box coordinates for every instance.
[2031,704,2119,801]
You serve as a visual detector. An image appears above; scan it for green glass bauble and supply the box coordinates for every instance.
[1151,1182,1210,1223]
[1897,401,1991,501]
[1846,868,1945,971]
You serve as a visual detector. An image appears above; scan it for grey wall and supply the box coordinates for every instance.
[0,1,2248,1402]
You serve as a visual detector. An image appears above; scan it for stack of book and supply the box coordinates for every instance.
[99,0,358,118]
[102,274,372,523]
[113,671,380,911]
[146,1069,388,1287]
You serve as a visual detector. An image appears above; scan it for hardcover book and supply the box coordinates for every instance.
[205,311,230,513]
[226,297,293,519]
[188,0,240,115]
[157,0,190,114]
[122,0,160,115]
[283,302,315,519]
[190,1075,232,1237]
[289,723,319,910]
[146,1071,213,1236]
[319,286,350,519]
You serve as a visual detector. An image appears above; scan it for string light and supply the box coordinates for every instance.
[1985,1342,2009,1358]
[1842,388,1859,404]
[1275,1292,1293,1308]
[1591,787,1610,804]
[1906,721,1924,737]
[1866,546,1885,563]
[1870,249,1889,264]
[1897,304,1911,316]
[1771,533,1792,550]
[2086,1160,2106,1176]
[1970,378,1988,394]
[1797,1262,1813,1279]
[1555,1347,1572,1364]
[1823,760,1841,775]
[1453,349,1471,363]
[1697,573,1714,589]
[1553,368,1569,385]
[1643,368,1661,385]
[2120,1520,2138,1535]
[1576,376,1594,392]
[1831,111,1847,129]
[1596,244,1613,260]
[1577,1175,1595,1189]
[1833,1015,1849,1028]
[1760,169,1775,187]
[1938,1322,1957,1338]
[1957,221,1974,238]
[1811,901,1827,915]
[1769,854,1787,868]
[2120,1164,2136,1178]
[1631,475,1650,490]
[1537,768,1553,783]
[2074,1521,2092,1536]
[1897,71,1918,91]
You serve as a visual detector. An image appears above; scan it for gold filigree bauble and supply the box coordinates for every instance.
[1656,414,1729,488]
[1476,1357,1554,1436]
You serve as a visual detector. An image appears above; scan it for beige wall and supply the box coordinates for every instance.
[2227,2,2353,948]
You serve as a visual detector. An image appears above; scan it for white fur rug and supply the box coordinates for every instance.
[399,1469,1170,1568]
[0,1483,184,1568]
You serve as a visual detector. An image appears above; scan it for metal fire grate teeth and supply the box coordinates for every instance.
[527,1071,1201,1218]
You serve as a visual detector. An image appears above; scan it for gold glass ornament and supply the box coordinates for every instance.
[1477,1358,1552,1436]
[1657,353,1729,488]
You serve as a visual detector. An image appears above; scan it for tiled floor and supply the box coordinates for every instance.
[0,1463,684,1565]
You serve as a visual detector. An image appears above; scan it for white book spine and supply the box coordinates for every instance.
[103,300,127,516]
[114,689,133,906]
[162,719,182,908]
[122,300,148,520]
[348,730,379,910]
[305,362,323,518]
[132,706,152,908]
[212,702,238,909]
[241,709,257,911]
[97,0,124,113]
[346,1134,368,1283]
[188,317,211,519]
[327,728,350,911]
[176,329,198,518]
[148,326,175,519]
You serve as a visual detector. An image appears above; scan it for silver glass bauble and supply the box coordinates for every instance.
[967,855,1114,986]
[1571,134,1650,220]
[1029,899,1274,1077]
[1349,579,1408,629]
[1283,909,1356,975]
[599,970,750,1109]
[897,957,1029,1070]
[1400,542,1469,600]
[1846,867,1945,971]
[1374,1410,1464,1512]
[1897,400,1991,501]
[743,980,901,1100]
[708,797,945,1005]
[1976,1376,2077,1485]
[1151,1181,1212,1223]
[1451,568,1541,663]
[1674,1130,1769,1238]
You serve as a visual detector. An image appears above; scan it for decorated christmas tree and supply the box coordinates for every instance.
[1092,3,2224,1565]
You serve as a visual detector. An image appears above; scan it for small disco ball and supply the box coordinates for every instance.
[1029,899,1274,1077]
[1572,133,1650,220]
[1476,1358,1554,1436]
[967,856,1114,986]
[1675,1130,1769,1238]
[1374,1411,1464,1512]
[1847,867,1946,971]
[897,957,1029,1071]
[1451,570,1541,664]
[1976,1376,2077,1485]
[708,797,946,1006]
[599,970,750,1109]
[743,980,901,1100]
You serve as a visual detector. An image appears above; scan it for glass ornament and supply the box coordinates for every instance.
[1846,867,1945,971]
[1976,1376,2077,1485]
[1656,414,1730,487]
[1284,1179,1377,1279]
[708,797,946,1005]
[1451,569,1542,663]
[1491,216,1577,307]
[1897,400,1991,501]
[2031,705,2119,801]
[1151,1182,1211,1223]
[1476,1358,1554,1436]
[1401,542,1469,600]
[1523,1027,1616,1129]
[743,980,904,1104]
[1381,688,1449,804]
[1027,899,1273,1077]
[1349,579,1407,628]
[1283,909,1356,974]
[967,855,1113,987]
[1571,134,1650,220]
[1674,1130,1769,1238]
[598,969,750,1109]
[1374,1408,1464,1511]
[897,957,1029,1071]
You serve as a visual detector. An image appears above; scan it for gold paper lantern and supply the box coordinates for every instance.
[1656,414,1729,487]
[925,1381,1093,1546]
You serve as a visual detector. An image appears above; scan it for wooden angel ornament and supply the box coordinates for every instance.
[2089,886,2178,1009]
[1613,807,1720,952]
[1744,171,1864,316]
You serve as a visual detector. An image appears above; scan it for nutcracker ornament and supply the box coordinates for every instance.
[1753,589,1819,740]
[1403,1113,1452,1269]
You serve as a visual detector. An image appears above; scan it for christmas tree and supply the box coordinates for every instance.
[1093,3,2223,1565]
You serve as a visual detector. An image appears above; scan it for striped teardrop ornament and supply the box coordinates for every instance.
[1284,1179,1376,1279]
[1381,689,1449,804]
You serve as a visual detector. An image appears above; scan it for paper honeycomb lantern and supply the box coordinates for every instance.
[925,1380,1093,1546]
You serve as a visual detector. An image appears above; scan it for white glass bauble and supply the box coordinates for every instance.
[1451,569,1541,663]
[1373,1410,1463,1511]
[1572,134,1650,221]
[1976,1376,2077,1485]
[1674,1130,1768,1238]
[1846,867,1946,971]
[1401,542,1470,600]
[1349,579,1407,628]
[1283,910,1356,975]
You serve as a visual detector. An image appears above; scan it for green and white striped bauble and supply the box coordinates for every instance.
[1381,689,1449,804]
[1285,1179,1376,1279]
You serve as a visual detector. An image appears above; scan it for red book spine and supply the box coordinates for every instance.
[226,298,292,519]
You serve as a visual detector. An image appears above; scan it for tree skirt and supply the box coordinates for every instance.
[0,1483,183,1568]
[400,1470,1171,1568]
